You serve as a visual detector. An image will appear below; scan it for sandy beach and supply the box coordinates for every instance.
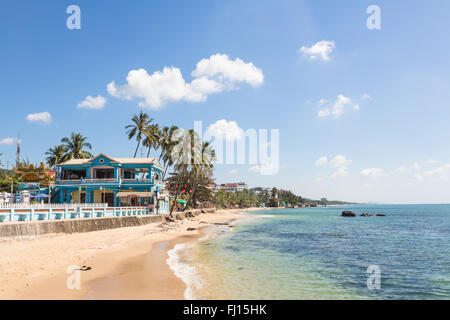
[0,208,263,300]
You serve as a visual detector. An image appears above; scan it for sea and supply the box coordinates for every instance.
[167,205,450,300]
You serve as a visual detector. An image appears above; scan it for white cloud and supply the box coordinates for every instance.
[249,163,276,174]
[330,155,352,168]
[424,164,450,180]
[411,162,421,171]
[77,95,106,110]
[330,167,349,179]
[0,137,16,145]
[26,112,52,124]
[228,169,238,175]
[426,159,439,165]
[315,156,328,167]
[318,109,331,118]
[299,40,335,61]
[206,119,243,140]
[315,177,325,182]
[361,168,384,179]
[361,93,372,100]
[192,53,264,87]
[108,54,263,109]
[413,173,424,181]
[318,94,360,118]
[392,166,407,174]
[317,98,327,105]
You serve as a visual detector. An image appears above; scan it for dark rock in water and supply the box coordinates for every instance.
[187,227,197,231]
[341,210,356,217]
[165,217,175,222]
[360,213,373,217]
[238,267,244,270]
[376,214,386,216]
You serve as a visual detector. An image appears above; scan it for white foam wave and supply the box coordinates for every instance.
[166,243,203,300]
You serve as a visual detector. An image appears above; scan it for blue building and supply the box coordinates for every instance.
[54,154,169,212]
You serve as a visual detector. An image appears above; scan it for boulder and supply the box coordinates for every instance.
[341,210,356,217]
[376,214,386,217]
[186,227,197,231]
[360,213,373,217]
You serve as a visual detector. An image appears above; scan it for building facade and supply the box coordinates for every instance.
[54,154,169,212]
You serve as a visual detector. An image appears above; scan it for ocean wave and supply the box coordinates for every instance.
[166,243,203,300]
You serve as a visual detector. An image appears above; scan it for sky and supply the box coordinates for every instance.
[1,0,450,204]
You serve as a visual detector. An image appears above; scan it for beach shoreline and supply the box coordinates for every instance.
[0,207,267,300]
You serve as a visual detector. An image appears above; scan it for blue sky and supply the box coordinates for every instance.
[1,0,450,203]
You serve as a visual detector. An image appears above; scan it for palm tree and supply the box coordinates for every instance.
[158,126,179,179]
[125,111,153,158]
[61,133,93,160]
[143,123,160,158]
[45,145,67,168]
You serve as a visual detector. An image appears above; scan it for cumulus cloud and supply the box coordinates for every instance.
[299,40,335,61]
[192,53,264,87]
[330,155,352,168]
[330,167,349,179]
[361,168,384,179]
[0,137,16,145]
[77,95,106,110]
[26,112,52,124]
[392,166,407,174]
[318,94,360,118]
[315,156,328,167]
[249,163,276,174]
[107,54,263,109]
[361,93,372,100]
[206,119,243,140]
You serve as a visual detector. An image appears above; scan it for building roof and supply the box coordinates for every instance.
[58,154,160,166]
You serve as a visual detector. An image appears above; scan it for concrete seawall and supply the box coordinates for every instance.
[0,210,204,240]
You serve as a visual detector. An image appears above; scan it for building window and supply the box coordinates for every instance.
[63,190,67,202]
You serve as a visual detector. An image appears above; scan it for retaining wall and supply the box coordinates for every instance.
[0,209,204,240]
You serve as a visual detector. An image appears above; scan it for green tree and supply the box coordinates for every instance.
[125,111,153,158]
[61,133,93,160]
[45,145,67,167]
[143,123,160,158]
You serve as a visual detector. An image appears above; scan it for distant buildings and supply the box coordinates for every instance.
[250,187,271,194]
[208,182,248,193]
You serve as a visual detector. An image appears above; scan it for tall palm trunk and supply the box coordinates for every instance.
[133,140,141,158]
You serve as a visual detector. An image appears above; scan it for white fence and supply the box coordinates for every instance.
[0,206,158,223]
[0,203,108,209]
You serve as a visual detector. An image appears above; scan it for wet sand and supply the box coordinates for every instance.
[0,208,265,299]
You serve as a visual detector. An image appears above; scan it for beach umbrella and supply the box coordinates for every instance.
[176,199,187,204]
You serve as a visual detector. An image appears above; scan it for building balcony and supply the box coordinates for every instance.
[55,178,166,188]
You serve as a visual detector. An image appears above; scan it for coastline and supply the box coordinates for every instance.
[0,207,267,300]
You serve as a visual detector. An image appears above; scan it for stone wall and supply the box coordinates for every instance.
[0,210,204,240]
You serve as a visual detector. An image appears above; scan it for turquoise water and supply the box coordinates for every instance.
[180,205,450,299]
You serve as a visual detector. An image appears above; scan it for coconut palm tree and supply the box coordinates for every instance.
[45,145,67,168]
[158,125,179,179]
[61,133,93,160]
[125,111,153,158]
[143,123,160,158]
